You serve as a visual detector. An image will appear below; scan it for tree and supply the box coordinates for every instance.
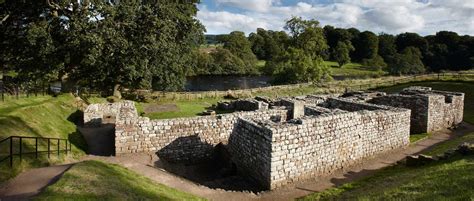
[1,0,205,95]
[249,28,288,61]
[389,47,425,75]
[284,17,328,59]
[271,48,330,84]
[222,31,258,74]
[333,41,354,67]
[324,26,352,60]
[352,31,379,62]
[378,33,397,64]
[210,48,246,75]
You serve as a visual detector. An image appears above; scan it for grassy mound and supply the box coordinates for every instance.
[300,132,474,201]
[35,160,205,201]
[0,94,87,182]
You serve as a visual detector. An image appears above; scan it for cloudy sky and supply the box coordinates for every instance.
[197,0,474,36]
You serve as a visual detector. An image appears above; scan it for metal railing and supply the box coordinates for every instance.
[0,136,71,167]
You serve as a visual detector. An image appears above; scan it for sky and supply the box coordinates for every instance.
[196,0,474,36]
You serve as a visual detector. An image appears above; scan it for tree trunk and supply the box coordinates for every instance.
[113,84,121,99]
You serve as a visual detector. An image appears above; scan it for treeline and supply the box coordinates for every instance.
[1,0,204,95]
[193,17,474,84]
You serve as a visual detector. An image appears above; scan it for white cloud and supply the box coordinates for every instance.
[198,0,474,35]
[213,0,278,12]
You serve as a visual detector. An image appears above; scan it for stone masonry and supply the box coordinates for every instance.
[83,86,464,190]
[368,87,464,133]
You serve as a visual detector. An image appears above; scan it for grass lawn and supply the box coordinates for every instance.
[423,132,474,156]
[35,160,205,201]
[140,98,224,119]
[0,94,88,182]
[375,81,474,125]
[299,154,474,200]
[409,133,430,143]
[323,61,387,78]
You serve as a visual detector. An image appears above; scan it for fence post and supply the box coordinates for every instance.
[47,139,50,158]
[65,140,68,155]
[10,137,13,167]
[19,137,22,161]
[57,139,60,157]
[35,138,38,158]
[1,80,4,102]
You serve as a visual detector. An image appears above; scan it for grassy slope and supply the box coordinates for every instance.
[323,61,386,78]
[0,94,87,182]
[35,160,205,201]
[300,132,474,200]
[299,155,474,200]
[374,81,474,124]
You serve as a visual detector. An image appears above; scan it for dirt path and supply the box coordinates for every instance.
[0,164,73,201]
[84,122,474,201]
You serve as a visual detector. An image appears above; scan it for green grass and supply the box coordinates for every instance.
[410,133,430,143]
[375,81,474,124]
[299,155,474,200]
[0,94,88,182]
[423,132,474,156]
[143,98,223,119]
[323,61,386,78]
[35,160,205,201]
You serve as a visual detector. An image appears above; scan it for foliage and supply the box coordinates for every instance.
[1,0,204,94]
[249,28,289,61]
[361,55,387,71]
[221,31,258,74]
[333,41,354,67]
[389,47,426,75]
[209,48,247,75]
[271,48,330,84]
[35,160,205,200]
[351,31,379,62]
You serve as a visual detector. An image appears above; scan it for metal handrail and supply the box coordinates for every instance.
[0,136,71,167]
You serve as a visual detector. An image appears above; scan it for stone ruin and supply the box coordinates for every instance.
[83,86,464,190]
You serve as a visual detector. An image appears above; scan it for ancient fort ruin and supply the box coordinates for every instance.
[83,86,464,190]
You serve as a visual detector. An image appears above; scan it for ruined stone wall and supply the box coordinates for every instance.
[369,90,464,134]
[84,101,138,126]
[227,119,274,188]
[114,109,287,163]
[426,92,464,132]
[267,108,411,189]
[369,95,430,133]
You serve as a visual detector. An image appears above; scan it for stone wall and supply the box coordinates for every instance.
[227,118,274,188]
[426,91,464,132]
[369,88,464,133]
[243,105,411,189]
[369,95,430,133]
[114,109,287,163]
[83,101,137,126]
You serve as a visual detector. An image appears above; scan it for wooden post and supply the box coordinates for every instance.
[65,140,68,155]
[35,138,38,158]
[47,139,50,158]
[19,137,22,161]
[9,137,13,167]
[57,139,60,157]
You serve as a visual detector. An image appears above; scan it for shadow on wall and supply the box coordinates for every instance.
[78,124,115,156]
[156,135,215,164]
[154,133,265,192]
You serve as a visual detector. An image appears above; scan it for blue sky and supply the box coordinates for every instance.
[197,0,474,35]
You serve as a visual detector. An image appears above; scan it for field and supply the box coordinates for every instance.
[35,160,205,201]
[0,94,88,182]
[323,61,386,78]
